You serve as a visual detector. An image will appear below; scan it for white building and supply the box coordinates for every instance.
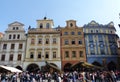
[0,21,26,70]
[23,17,61,72]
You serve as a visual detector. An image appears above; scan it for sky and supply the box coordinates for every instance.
[0,0,120,37]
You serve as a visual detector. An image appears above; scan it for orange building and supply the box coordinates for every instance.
[61,20,86,71]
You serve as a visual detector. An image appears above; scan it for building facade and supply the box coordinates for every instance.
[83,20,119,70]
[23,17,61,72]
[0,21,26,70]
[61,20,86,71]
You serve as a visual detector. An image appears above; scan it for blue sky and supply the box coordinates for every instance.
[0,0,120,37]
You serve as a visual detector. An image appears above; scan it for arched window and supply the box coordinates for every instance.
[46,23,50,28]
[40,23,43,28]
[70,23,73,27]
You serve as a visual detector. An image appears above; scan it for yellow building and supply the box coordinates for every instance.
[61,20,86,71]
[23,17,61,72]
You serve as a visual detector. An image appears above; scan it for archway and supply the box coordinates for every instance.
[26,63,40,72]
[64,63,72,72]
[107,61,116,71]
[16,66,23,70]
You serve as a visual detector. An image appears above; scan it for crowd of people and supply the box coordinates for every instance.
[0,70,120,82]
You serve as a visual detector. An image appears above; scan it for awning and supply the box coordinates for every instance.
[71,62,103,69]
[45,61,62,72]
[0,65,22,73]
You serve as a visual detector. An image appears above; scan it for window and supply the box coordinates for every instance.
[65,51,69,58]
[71,40,75,44]
[64,40,69,45]
[96,30,98,33]
[38,52,41,58]
[46,39,49,44]
[53,52,56,58]
[40,23,43,28]
[78,32,81,35]
[13,34,16,39]
[17,34,20,39]
[46,23,50,28]
[1,54,5,61]
[9,54,13,61]
[78,40,82,44]
[19,44,23,49]
[38,38,42,44]
[64,32,68,35]
[11,44,15,49]
[70,23,73,27]
[13,27,15,30]
[79,51,83,57]
[9,35,12,39]
[53,38,56,44]
[30,52,34,58]
[16,27,19,30]
[17,54,21,61]
[3,44,7,49]
[72,51,76,58]
[91,30,93,33]
[31,38,35,44]
[45,52,49,58]
[71,32,75,35]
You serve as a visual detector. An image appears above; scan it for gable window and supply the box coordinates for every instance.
[11,44,15,49]
[17,54,22,61]
[13,27,15,30]
[70,23,73,27]
[9,54,13,61]
[46,23,50,28]
[9,35,12,39]
[1,54,5,61]
[16,27,19,30]
[3,44,7,49]
[40,23,43,28]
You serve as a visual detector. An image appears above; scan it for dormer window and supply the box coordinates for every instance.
[40,23,43,28]
[70,23,73,27]
[46,23,50,29]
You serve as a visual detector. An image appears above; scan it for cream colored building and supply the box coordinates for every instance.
[0,21,26,70]
[23,17,61,72]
